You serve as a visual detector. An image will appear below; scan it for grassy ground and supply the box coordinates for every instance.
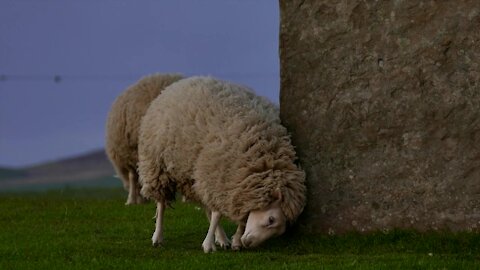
[0,188,478,269]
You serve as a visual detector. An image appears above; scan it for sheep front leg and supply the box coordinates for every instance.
[152,201,165,247]
[205,210,231,249]
[231,224,245,251]
[202,211,221,253]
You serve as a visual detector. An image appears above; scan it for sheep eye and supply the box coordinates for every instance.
[267,216,275,226]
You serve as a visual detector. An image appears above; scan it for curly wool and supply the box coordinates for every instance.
[105,73,183,189]
[138,76,306,224]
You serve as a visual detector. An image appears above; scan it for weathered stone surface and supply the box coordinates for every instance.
[280,0,480,233]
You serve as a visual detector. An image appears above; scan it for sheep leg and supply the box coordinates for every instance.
[152,201,165,247]
[205,210,231,249]
[215,225,230,249]
[202,211,221,253]
[135,187,146,204]
[231,224,245,251]
[134,176,146,204]
[125,170,136,205]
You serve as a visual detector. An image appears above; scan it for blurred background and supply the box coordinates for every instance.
[0,0,279,191]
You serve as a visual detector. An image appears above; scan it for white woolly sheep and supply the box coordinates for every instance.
[138,76,306,252]
[105,73,183,205]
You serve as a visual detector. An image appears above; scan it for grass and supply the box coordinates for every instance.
[0,188,478,269]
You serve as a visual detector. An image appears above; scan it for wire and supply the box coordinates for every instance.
[0,74,140,83]
[0,72,279,83]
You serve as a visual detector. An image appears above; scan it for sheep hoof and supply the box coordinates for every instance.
[202,241,217,253]
[152,239,164,248]
[152,233,163,248]
[215,238,231,250]
[125,199,134,206]
[219,243,230,250]
[136,196,147,204]
[231,237,242,251]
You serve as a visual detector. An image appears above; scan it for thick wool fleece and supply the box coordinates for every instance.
[105,73,183,189]
[138,77,306,224]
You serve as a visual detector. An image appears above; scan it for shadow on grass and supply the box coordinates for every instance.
[256,228,480,259]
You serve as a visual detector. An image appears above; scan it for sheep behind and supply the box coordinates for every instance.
[105,73,183,205]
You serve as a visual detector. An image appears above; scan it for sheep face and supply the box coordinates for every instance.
[241,201,286,248]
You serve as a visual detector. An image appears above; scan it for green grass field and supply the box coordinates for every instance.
[0,188,478,269]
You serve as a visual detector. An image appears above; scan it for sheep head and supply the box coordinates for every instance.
[241,190,287,248]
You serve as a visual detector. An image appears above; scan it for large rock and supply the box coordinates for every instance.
[280,0,480,233]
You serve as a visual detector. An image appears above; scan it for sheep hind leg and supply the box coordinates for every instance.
[134,175,146,204]
[206,210,230,249]
[135,189,146,204]
[215,226,230,250]
[125,170,136,205]
[152,201,165,247]
[202,211,221,253]
[231,224,245,251]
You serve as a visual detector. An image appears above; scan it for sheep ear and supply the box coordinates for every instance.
[271,188,283,202]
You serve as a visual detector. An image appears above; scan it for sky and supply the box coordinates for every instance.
[0,0,279,168]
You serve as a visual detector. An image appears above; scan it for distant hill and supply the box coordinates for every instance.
[0,149,121,191]
[0,167,26,181]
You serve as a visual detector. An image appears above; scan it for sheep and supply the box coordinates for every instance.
[105,73,183,205]
[138,76,306,252]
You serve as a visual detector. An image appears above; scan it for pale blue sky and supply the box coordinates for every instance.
[0,0,279,167]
